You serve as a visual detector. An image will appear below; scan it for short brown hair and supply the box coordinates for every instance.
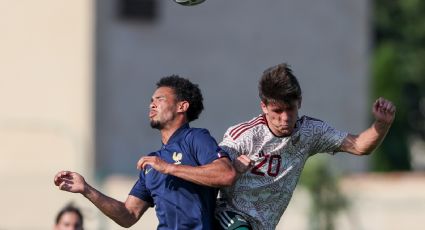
[259,63,302,105]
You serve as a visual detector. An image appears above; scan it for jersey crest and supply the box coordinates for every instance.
[172,152,183,164]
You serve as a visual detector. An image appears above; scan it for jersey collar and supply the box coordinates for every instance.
[162,123,190,146]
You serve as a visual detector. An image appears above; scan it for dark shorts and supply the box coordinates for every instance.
[214,210,253,230]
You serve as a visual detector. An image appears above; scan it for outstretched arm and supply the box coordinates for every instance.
[53,171,150,228]
[338,97,396,155]
[137,157,236,187]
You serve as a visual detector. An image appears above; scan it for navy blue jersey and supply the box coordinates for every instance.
[130,123,229,230]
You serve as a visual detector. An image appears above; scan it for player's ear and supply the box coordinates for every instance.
[297,98,302,109]
[260,101,268,114]
[177,101,189,113]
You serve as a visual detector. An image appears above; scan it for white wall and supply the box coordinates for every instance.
[0,1,94,229]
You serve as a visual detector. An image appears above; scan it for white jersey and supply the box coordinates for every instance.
[217,115,348,230]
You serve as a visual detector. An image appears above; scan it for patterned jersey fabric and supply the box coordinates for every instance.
[216,115,348,230]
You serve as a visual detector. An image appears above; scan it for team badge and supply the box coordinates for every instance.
[172,152,183,165]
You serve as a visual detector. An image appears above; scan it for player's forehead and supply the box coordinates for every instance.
[58,212,82,224]
[266,100,299,110]
[152,87,176,99]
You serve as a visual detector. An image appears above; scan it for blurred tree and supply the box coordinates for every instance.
[372,0,425,171]
[300,157,348,230]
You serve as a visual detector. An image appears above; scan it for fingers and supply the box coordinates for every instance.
[137,156,154,170]
[238,155,254,166]
[55,171,74,191]
[374,97,396,114]
[137,158,143,170]
[54,170,71,186]
[54,173,62,186]
[137,156,170,174]
[58,180,71,191]
[54,171,87,194]
[235,155,254,174]
[137,157,147,170]
[58,181,66,190]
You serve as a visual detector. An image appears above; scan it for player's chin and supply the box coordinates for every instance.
[276,128,293,137]
[282,131,293,136]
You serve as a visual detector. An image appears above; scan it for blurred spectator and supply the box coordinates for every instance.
[54,203,83,230]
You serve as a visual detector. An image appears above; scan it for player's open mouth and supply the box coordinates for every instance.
[149,111,157,118]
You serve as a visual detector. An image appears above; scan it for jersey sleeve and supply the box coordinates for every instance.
[189,128,229,165]
[309,120,348,155]
[218,127,245,162]
[129,170,154,207]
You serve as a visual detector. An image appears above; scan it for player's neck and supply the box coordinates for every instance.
[160,117,187,144]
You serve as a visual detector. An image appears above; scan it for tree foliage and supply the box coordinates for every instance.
[300,157,348,230]
[371,0,425,171]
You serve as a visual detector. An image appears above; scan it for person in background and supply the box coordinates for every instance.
[54,203,83,230]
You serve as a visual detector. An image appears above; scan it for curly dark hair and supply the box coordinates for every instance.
[156,75,204,122]
[259,63,302,105]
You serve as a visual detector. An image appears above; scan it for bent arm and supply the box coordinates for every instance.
[169,157,236,187]
[338,97,395,155]
[83,184,150,228]
[54,171,150,228]
[138,157,236,187]
[338,121,392,155]
[167,157,237,187]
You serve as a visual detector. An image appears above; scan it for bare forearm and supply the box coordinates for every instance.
[82,184,138,227]
[167,159,236,187]
[342,121,392,155]
[343,96,396,155]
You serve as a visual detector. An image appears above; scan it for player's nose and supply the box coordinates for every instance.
[150,101,156,108]
[280,112,290,121]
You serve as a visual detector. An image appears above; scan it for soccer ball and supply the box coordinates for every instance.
[174,0,206,6]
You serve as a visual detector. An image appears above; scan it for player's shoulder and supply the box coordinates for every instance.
[184,127,215,143]
[298,115,325,125]
[225,115,267,141]
[186,127,212,136]
[296,115,331,134]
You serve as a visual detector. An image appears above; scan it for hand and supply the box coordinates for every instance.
[53,171,86,194]
[137,156,172,174]
[372,97,396,125]
[234,155,254,174]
